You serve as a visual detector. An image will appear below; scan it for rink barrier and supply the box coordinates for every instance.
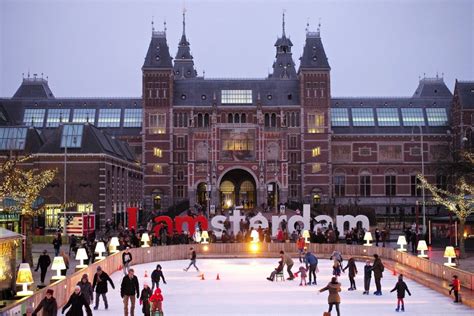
[1,243,472,315]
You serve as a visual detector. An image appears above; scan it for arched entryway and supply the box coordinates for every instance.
[219,169,257,210]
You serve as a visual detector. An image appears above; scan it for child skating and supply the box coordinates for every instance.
[363,260,372,295]
[297,266,307,286]
[390,274,411,312]
[149,288,164,316]
[449,275,461,303]
[332,258,342,277]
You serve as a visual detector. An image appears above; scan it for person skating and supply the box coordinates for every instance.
[319,277,342,316]
[149,288,164,316]
[92,266,115,310]
[296,237,306,263]
[297,265,307,286]
[122,247,133,276]
[139,282,152,316]
[121,268,140,316]
[304,250,318,285]
[449,275,461,303]
[151,264,167,291]
[62,285,92,316]
[183,247,199,272]
[390,274,411,312]
[372,254,384,295]
[332,258,342,277]
[280,250,294,280]
[76,274,93,306]
[266,259,284,281]
[35,249,51,285]
[363,260,373,295]
[52,233,62,257]
[343,257,358,291]
[32,289,57,316]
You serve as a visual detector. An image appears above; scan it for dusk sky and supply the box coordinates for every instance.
[0,0,472,98]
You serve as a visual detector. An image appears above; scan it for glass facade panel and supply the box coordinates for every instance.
[61,124,84,148]
[401,108,425,126]
[331,108,350,126]
[0,127,27,150]
[426,108,448,126]
[98,109,121,127]
[352,108,375,126]
[23,109,46,127]
[376,108,400,126]
[46,109,70,127]
[73,109,96,124]
[123,108,142,127]
[221,90,253,104]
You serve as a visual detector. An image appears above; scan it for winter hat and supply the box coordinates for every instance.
[82,274,88,280]
[74,285,81,292]
[157,264,162,270]
[97,266,102,271]
[143,282,149,287]
[46,289,54,295]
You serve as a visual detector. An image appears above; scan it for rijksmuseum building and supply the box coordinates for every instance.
[0,14,473,231]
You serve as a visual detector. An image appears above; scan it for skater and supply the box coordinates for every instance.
[372,254,384,295]
[297,265,307,286]
[92,266,115,310]
[390,274,411,312]
[332,258,342,277]
[52,233,61,257]
[122,247,133,276]
[76,274,93,306]
[62,285,92,316]
[183,247,199,272]
[296,236,306,263]
[363,260,373,295]
[150,288,164,316]
[151,264,167,291]
[375,228,380,247]
[139,282,152,316]
[449,275,461,303]
[32,289,57,316]
[280,250,294,280]
[343,257,358,291]
[121,268,140,316]
[69,234,78,256]
[319,277,342,316]
[266,259,284,282]
[304,250,319,285]
[35,249,51,285]
[330,250,343,265]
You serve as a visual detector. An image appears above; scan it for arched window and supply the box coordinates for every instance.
[264,113,270,127]
[234,113,240,123]
[241,113,246,123]
[271,113,277,127]
[204,113,210,127]
[284,112,289,127]
[359,171,371,197]
[228,113,233,123]
[385,169,397,196]
[197,113,203,127]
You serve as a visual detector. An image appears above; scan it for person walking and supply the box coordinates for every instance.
[449,275,461,303]
[296,237,306,263]
[69,234,78,256]
[183,247,199,272]
[151,264,167,291]
[60,250,69,276]
[390,274,411,312]
[121,268,140,316]
[35,249,51,285]
[375,228,380,247]
[363,260,373,295]
[76,274,93,306]
[319,277,342,316]
[32,289,57,316]
[280,250,294,280]
[343,257,358,291]
[52,233,62,257]
[139,282,152,316]
[62,285,92,316]
[122,247,133,276]
[92,266,115,310]
[304,250,319,285]
[372,254,384,296]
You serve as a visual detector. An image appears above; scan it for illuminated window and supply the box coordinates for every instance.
[426,108,448,126]
[221,90,253,104]
[61,124,83,148]
[98,109,121,127]
[311,163,321,173]
[312,147,321,157]
[154,148,163,157]
[308,113,325,133]
[352,108,375,126]
[153,164,163,174]
[222,139,254,151]
[23,108,45,127]
[331,108,350,126]
[0,127,27,150]
[149,113,166,134]
[46,109,70,127]
[44,204,62,232]
[77,203,93,213]
[376,108,400,126]
[401,108,425,126]
[123,109,142,127]
[73,109,96,124]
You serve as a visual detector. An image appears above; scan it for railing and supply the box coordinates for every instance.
[1,243,473,315]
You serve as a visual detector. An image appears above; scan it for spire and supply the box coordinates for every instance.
[270,12,296,79]
[173,9,197,79]
[182,8,186,37]
[282,10,286,37]
[298,19,330,72]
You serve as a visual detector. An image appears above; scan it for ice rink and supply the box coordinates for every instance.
[90,257,472,315]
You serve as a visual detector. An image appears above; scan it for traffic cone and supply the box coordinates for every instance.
[201,273,205,280]
[118,265,122,271]
[392,269,397,276]
[216,273,220,280]
[144,270,148,278]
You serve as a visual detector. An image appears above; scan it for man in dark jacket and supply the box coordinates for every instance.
[390,274,411,312]
[62,286,92,316]
[121,268,140,316]
[122,247,133,276]
[32,289,57,316]
[151,264,167,291]
[372,254,384,295]
[52,233,62,257]
[92,266,115,310]
[35,249,51,284]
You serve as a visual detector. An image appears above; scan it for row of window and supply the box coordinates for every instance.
[23,108,142,128]
[331,107,448,127]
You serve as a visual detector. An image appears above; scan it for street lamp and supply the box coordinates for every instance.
[411,126,426,235]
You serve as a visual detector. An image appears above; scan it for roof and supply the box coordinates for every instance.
[456,80,474,109]
[0,228,23,241]
[299,31,330,70]
[13,77,55,99]
[142,31,173,70]
[413,77,452,98]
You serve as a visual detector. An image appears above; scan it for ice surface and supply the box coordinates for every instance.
[90,258,472,315]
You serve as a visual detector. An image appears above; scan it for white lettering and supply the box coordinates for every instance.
[271,215,288,236]
[229,209,246,236]
[314,215,333,232]
[336,215,370,233]
[249,212,269,230]
[211,215,226,238]
[287,206,310,234]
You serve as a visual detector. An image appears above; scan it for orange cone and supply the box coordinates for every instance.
[118,265,122,271]
[216,273,220,280]
[144,270,148,278]
[201,273,205,280]
[392,270,397,276]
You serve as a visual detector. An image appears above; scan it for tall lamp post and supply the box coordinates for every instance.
[411,126,425,235]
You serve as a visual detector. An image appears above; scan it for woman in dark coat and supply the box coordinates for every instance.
[139,283,152,316]
[76,274,93,305]
[32,289,57,316]
[62,286,92,316]
[343,257,358,290]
